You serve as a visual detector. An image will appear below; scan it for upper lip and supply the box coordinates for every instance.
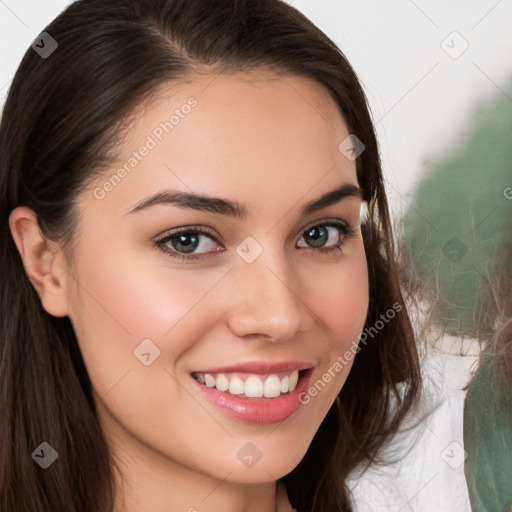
[193,361,315,375]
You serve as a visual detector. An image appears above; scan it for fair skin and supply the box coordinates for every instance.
[10,70,369,512]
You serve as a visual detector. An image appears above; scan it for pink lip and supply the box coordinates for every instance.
[191,366,314,424]
[193,360,314,375]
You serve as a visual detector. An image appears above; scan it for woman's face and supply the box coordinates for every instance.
[64,70,368,489]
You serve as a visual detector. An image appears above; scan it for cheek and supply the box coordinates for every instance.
[294,247,368,422]
[66,250,233,470]
[303,245,369,346]
[66,246,228,393]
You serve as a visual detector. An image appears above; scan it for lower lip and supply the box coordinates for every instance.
[192,369,313,424]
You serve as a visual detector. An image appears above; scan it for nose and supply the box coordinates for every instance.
[225,247,310,342]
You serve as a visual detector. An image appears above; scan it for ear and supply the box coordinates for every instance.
[8,206,70,317]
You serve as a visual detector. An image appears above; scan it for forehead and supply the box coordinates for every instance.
[86,69,357,218]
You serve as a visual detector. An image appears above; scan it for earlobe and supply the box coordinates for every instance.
[8,206,70,317]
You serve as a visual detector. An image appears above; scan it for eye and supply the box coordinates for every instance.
[297,220,357,253]
[155,227,223,261]
[154,220,358,263]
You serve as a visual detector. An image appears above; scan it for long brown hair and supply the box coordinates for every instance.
[0,1,421,510]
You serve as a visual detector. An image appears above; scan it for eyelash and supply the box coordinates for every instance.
[154,219,359,262]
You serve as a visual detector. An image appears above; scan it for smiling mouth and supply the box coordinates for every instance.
[191,369,308,399]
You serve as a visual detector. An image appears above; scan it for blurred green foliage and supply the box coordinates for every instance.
[401,77,512,339]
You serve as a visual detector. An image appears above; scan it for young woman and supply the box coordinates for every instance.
[0,1,421,511]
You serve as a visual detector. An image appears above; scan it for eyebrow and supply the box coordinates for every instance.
[127,182,362,218]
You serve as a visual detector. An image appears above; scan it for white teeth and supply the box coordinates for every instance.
[204,374,216,387]
[245,375,263,397]
[289,370,299,391]
[215,374,229,392]
[280,375,290,393]
[263,375,281,398]
[194,369,302,398]
[229,377,244,395]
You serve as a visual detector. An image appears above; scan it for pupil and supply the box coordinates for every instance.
[172,233,199,253]
[307,226,327,247]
